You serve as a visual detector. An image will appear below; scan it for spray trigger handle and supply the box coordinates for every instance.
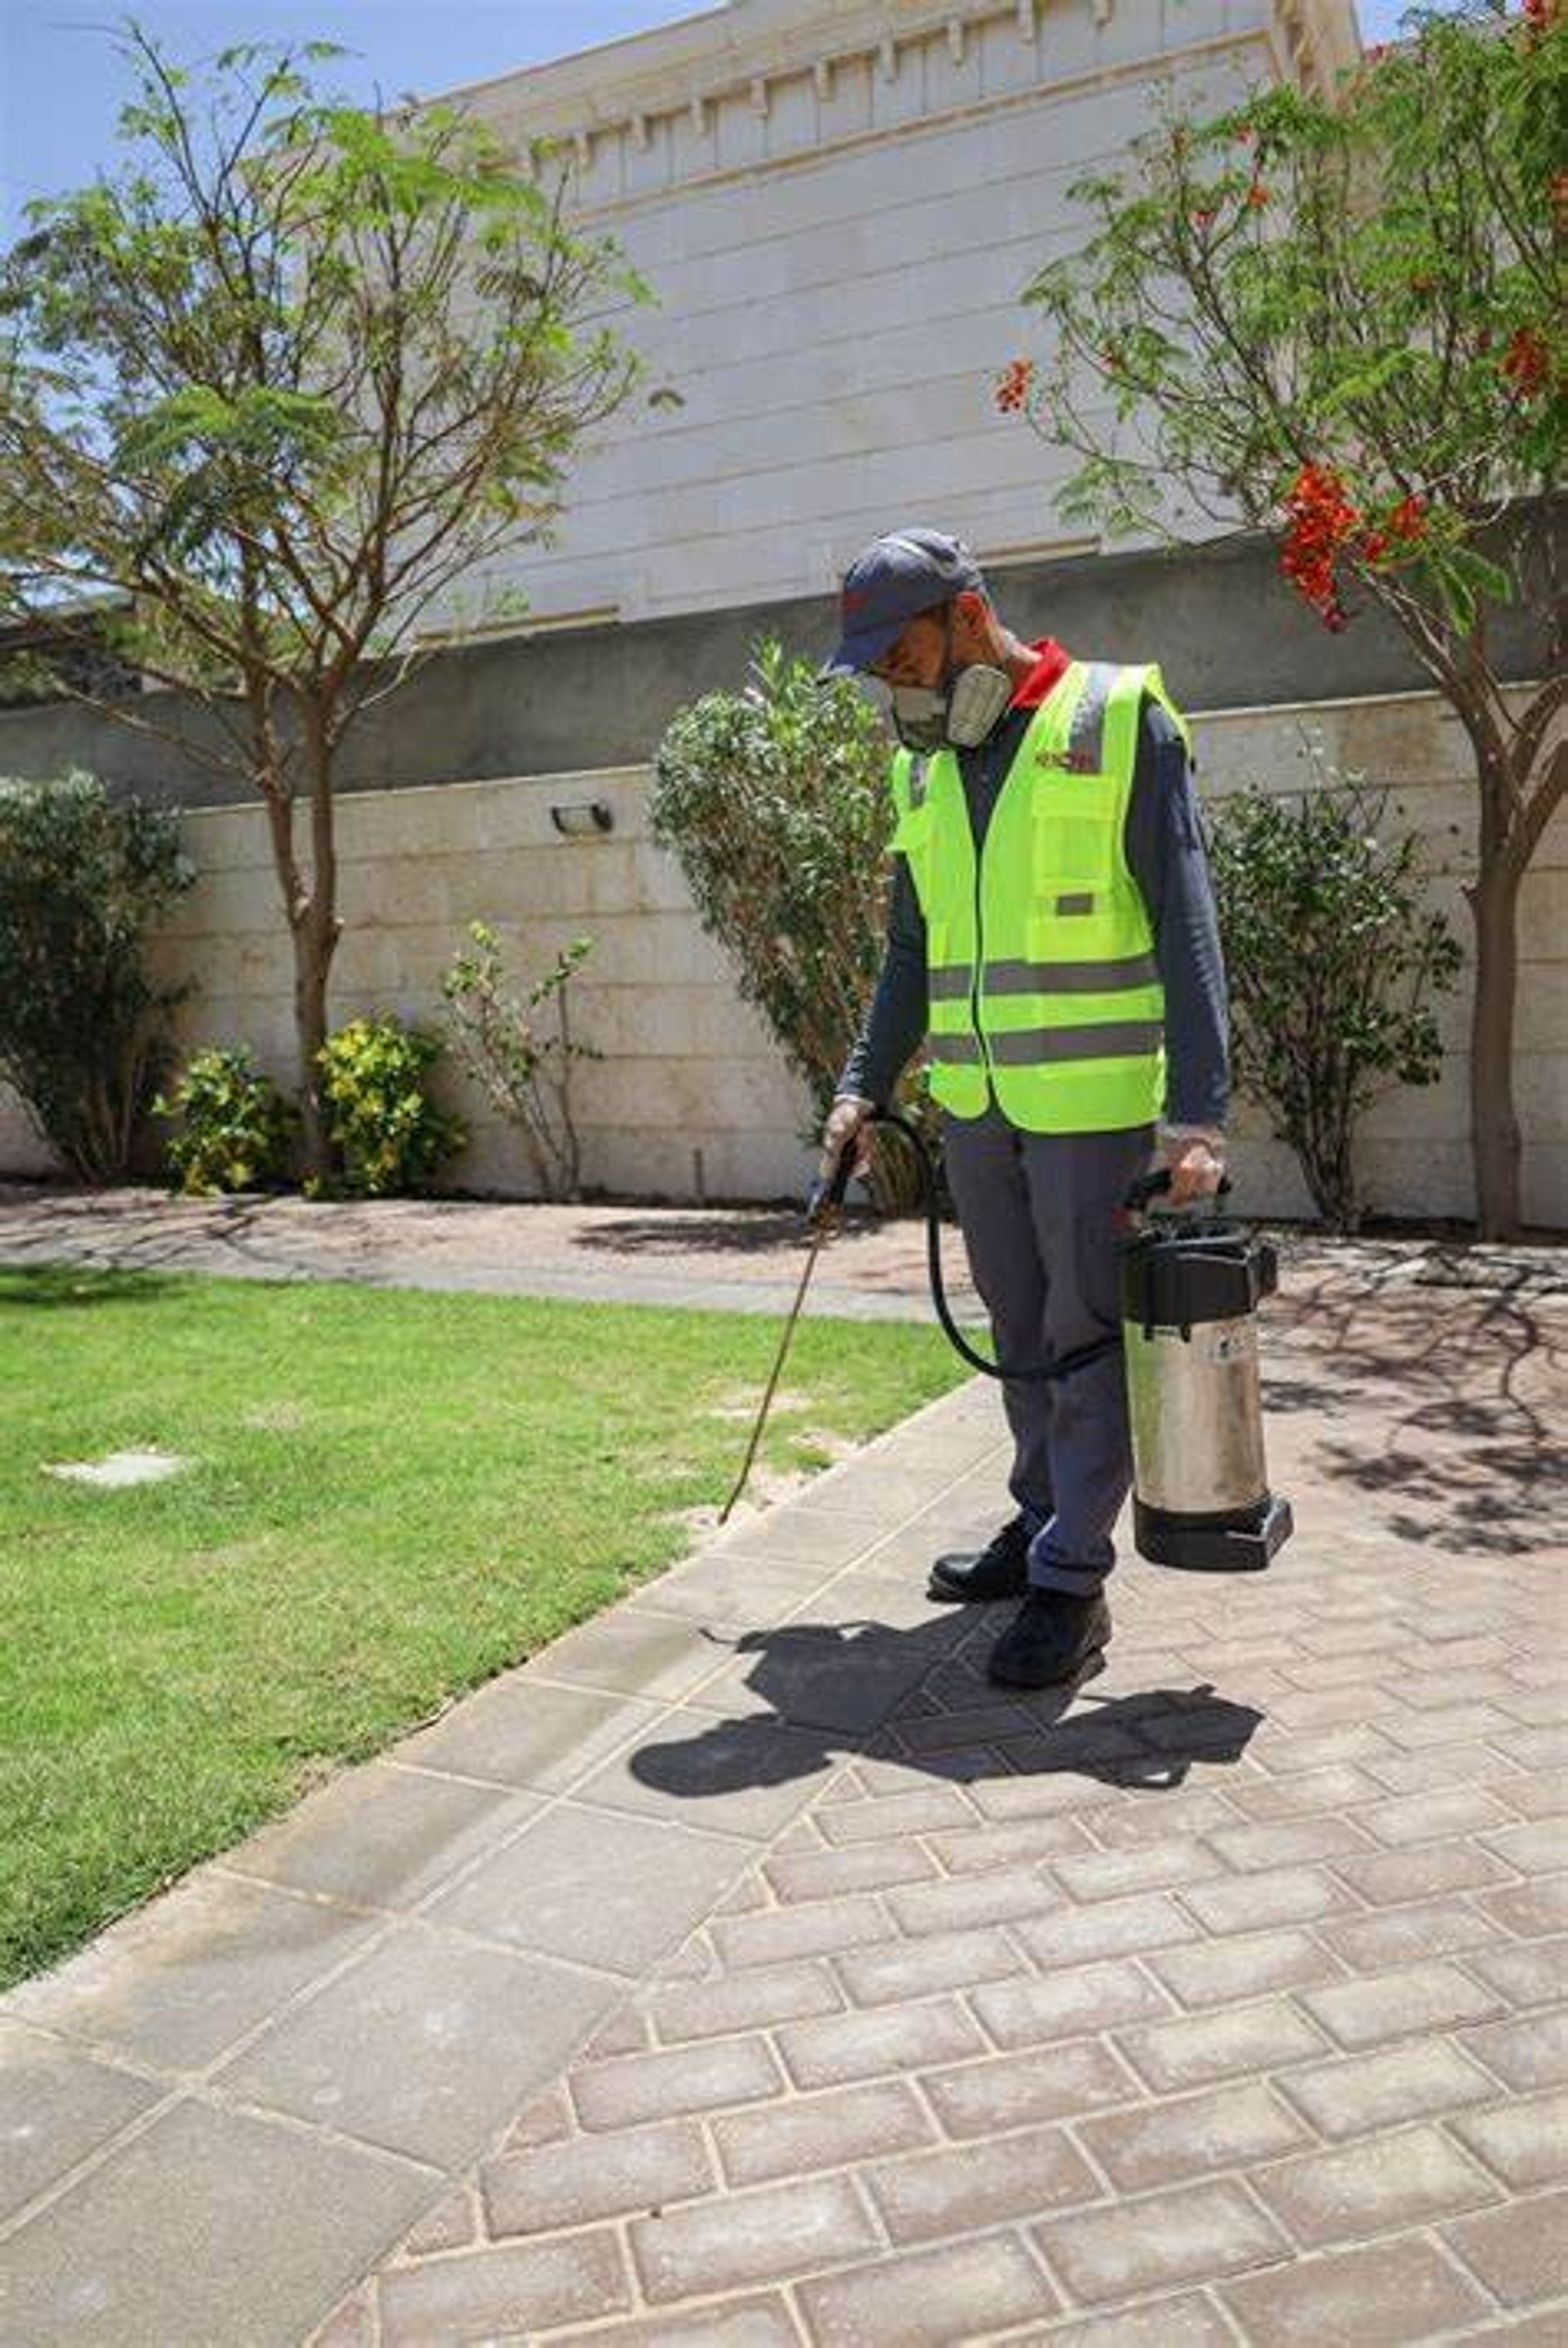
[805,1134,858,1229]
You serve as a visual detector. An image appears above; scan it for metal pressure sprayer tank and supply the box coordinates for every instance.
[1120,1175,1294,1571]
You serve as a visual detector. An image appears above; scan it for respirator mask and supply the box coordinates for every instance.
[889,604,1012,753]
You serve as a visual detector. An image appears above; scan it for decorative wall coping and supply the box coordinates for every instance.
[431,0,1363,196]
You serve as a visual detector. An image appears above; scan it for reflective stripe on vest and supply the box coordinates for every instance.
[889,658,1190,1134]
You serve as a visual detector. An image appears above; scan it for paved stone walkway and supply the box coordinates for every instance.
[0,1180,978,1321]
[0,1218,1562,2343]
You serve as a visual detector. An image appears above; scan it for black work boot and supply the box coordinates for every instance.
[987,1588,1111,1689]
[928,1513,1032,1603]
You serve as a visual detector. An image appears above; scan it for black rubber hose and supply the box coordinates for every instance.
[809,1106,1118,1387]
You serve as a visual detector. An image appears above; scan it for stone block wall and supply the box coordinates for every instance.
[2,683,1561,1227]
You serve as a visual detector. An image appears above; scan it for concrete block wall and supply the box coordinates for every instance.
[2,684,1561,1227]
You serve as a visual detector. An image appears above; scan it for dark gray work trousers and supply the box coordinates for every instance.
[942,1105,1154,1596]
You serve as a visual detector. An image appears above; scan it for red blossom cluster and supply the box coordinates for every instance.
[1279,462,1360,630]
[994,356,1035,414]
[1278,469,1429,632]
[1500,327,1550,396]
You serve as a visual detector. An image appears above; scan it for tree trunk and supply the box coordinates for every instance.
[296,703,345,1186]
[1465,850,1524,1241]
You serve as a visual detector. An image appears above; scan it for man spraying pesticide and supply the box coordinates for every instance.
[743,527,1291,1691]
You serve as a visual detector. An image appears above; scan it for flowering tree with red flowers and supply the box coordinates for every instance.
[1003,0,1563,1237]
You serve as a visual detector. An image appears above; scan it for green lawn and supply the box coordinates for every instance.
[0,1263,963,1987]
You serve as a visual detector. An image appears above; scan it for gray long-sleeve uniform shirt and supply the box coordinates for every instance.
[839,692,1230,1127]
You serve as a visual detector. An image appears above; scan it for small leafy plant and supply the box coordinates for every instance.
[440,923,598,1200]
[153,1045,298,1196]
[312,1016,467,1198]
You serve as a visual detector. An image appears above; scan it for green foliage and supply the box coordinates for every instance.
[1208,743,1464,1229]
[312,1014,467,1198]
[439,922,597,1200]
[0,32,647,681]
[1015,2,1563,639]
[649,639,930,1211]
[152,1045,298,1196]
[0,771,194,1179]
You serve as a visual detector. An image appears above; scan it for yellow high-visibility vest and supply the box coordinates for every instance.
[889,658,1191,1132]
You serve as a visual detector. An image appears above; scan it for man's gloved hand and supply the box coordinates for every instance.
[820,1094,875,1185]
[1160,1124,1227,1206]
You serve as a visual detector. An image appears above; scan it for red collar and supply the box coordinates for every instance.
[1009,638,1073,709]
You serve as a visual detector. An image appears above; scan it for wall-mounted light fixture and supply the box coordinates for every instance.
[550,799,614,838]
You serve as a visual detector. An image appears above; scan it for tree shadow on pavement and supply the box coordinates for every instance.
[1271,1256,1566,1557]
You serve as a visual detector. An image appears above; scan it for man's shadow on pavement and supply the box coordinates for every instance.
[630,1612,1263,1802]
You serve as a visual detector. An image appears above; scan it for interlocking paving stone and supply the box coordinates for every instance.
[422,1803,746,1976]
[1249,2123,1503,2246]
[919,2039,1143,2137]
[793,2230,1058,2342]
[1329,1841,1514,1905]
[629,2172,881,2301]
[1178,1864,1357,1933]
[0,2019,162,2225]
[708,1893,889,1972]
[1461,2007,1568,2092]
[865,2124,1101,2243]
[1145,1927,1343,2011]
[761,1835,933,1902]
[1477,1878,1568,1937]
[376,2230,630,2341]
[1463,1936,1567,2008]
[1014,1890,1202,1970]
[1314,1898,1504,1970]
[481,2120,714,2236]
[817,1784,979,1844]
[1298,1957,1505,2049]
[833,1922,1022,2007]
[1077,2079,1307,2191]
[713,2077,935,2188]
[644,1959,844,2045]
[572,2036,785,2132]
[1450,2086,1568,2188]
[548,2296,801,2345]
[1035,2176,1288,2303]
[1443,2185,1568,2306]
[970,1958,1173,2050]
[0,2097,434,2347]
[1276,2039,1500,2139]
[1029,2292,1237,2344]
[1218,2233,1491,2343]
[885,1864,1062,1936]
[214,1925,615,2168]
[1115,1997,1331,2093]
[776,1998,986,2089]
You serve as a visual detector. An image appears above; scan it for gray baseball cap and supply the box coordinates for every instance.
[819,527,985,678]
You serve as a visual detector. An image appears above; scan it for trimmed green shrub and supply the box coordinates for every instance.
[1208,741,1463,1230]
[649,636,933,1210]
[312,1015,467,1198]
[153,1045,298,1196]
[0,770,194,1179]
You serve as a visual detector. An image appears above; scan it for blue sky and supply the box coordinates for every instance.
[0,0,1422,245]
